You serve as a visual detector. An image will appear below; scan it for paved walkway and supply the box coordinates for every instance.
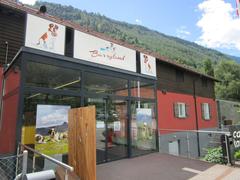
[190,164,240,180]
[97,153,240,180]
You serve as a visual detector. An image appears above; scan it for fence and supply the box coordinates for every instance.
[17,143,74,180]
[0,154,23,180]
[159,129,232,164]
[0,144,74,180]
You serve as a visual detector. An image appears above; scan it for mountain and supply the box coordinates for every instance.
[228,55,240,64]
[36,122,68,135]
[31,1,236,73]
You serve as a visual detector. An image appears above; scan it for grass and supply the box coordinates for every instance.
[35,136,68,156]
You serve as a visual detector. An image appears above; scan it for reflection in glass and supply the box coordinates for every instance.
[86,98,107,163]
[85,98,127,163]
[26,62,81,91]
[84,72,128,96]
[130,81,155,99]
[107,99,127,161]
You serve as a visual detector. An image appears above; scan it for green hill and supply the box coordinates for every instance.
[30,2,240,101]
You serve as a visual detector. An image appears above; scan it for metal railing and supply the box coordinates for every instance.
[0,154,23,180]
[17,143,74,180]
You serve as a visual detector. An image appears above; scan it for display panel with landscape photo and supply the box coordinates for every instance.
[35,105,70,156]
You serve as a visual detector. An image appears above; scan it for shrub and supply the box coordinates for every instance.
[234,150,240,160]
[203,147,224,164]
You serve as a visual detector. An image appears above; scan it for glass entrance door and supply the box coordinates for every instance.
[86,97,128,163]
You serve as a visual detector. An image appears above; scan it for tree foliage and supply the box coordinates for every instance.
[215,61,240,101]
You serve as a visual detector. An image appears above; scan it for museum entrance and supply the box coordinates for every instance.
[86,97,128,163]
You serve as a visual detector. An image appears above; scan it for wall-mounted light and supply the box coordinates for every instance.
[161,89,167,94]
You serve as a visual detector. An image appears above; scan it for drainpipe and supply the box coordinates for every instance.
[5,41,9,65]
[0,42,8,129]
[193,78,201,157]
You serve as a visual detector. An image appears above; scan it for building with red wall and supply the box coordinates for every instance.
[156,59,218,157]
[0,0,219,162]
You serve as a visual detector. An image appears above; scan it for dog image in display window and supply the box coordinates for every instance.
[143,55,153,74]
[36,23,59,50]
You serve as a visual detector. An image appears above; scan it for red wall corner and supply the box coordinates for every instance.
[0,66,20,155]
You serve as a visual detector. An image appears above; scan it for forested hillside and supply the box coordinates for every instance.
[31,2,240,101]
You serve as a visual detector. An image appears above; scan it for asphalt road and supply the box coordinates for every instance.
[97,153,214,180]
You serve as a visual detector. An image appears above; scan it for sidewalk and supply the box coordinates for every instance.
[97,153,240,180]
[190,164,240,180]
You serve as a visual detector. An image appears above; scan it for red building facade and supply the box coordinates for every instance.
[0,0,218,160]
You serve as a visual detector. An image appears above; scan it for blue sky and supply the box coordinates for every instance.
[21,0,240,57]
[36,105,70,128]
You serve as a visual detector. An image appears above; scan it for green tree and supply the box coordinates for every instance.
[203,59,214,76]
[215,60,240,101]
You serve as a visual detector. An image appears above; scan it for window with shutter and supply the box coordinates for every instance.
[173,102,187,119]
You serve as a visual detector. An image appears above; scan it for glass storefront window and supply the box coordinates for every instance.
[131,100,157,156]
[26,62,81,91]
[21,57,157,165]
[85,98,128,163]
[130,81,155,99]
[84,72,128,96]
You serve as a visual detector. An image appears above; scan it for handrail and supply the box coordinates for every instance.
[159,128,231,135]
[19,143,74,172]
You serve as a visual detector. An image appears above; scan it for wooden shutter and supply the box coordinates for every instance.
[185,104,190,118]
[209,104,212,119]
[173,103,179,117]
[201,103,205,119]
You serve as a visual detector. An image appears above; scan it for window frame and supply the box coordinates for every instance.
[174,102,188,119]
[201,103,211,120]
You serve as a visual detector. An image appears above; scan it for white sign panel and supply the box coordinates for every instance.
[25,14,66,55]
[140,53,156,77]
[114,121,121,131]
[74,30,136,72]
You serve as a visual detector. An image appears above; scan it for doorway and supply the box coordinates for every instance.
[86,97,128,163]
[169,140,180,156]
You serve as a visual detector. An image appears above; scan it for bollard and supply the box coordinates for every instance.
[224,135,231,166]
[22,150,28,180]
[65,169,68,180]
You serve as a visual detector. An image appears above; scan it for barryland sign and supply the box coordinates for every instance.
[229,125,240,150]
[74,30,136,72]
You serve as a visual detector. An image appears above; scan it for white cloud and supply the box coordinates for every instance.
[19,0,37,5]
[196,0,240,50]
[176,26,191,39]
[135,19,142,25]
